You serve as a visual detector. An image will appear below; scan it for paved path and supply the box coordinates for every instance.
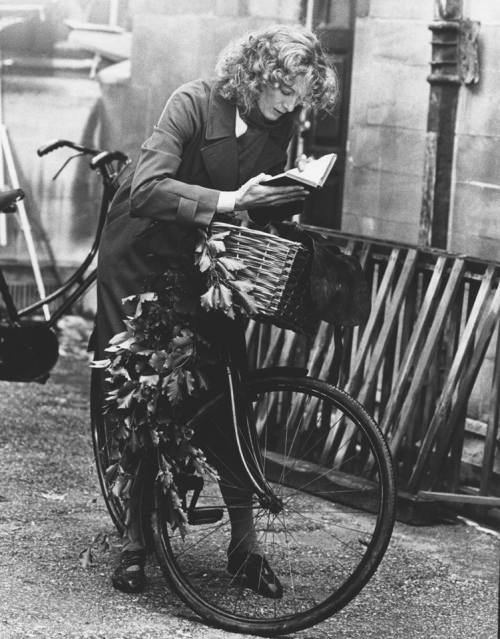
[0,341,497,638]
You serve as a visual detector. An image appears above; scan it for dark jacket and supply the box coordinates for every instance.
[95,79,298,356]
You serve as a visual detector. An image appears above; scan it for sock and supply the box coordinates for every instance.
[219,481,260,555]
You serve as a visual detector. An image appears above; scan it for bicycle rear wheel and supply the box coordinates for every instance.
[152,373,396,636]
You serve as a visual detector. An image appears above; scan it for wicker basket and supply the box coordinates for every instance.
[210,222,317,335]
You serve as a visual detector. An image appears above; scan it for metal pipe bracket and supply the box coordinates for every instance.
[428,18,480,85]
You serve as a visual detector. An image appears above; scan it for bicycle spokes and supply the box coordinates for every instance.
[153,376,395,634]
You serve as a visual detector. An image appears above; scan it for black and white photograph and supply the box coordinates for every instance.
[0,1,498,638]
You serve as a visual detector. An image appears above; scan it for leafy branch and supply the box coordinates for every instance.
[94,272,219,535]
[93,227,256,539]
[195,229,259,317]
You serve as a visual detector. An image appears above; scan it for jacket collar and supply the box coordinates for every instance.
[205,84,236,140]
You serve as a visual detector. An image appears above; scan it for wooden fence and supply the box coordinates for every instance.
[246,226,500,523]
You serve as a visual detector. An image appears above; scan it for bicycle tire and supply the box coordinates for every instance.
[90,368,126,534]
[152,372,396,636]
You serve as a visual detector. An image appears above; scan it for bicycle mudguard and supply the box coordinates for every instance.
[0,322,58,382]
[246,366,308,381]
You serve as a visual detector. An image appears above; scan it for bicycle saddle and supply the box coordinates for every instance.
[0,188,24,213]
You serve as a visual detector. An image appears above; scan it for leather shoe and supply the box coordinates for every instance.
[227,550,283,599]
[111,550,146,593]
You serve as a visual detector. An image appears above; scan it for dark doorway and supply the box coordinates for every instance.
[302,0,355,229]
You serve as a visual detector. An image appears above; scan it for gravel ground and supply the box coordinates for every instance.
[0,319,498,638]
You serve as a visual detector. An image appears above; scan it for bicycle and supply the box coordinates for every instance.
[91,220,396,636]
[0,139,129,383]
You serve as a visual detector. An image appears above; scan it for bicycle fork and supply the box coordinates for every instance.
[176,361,282,525]
[223,361,284,515]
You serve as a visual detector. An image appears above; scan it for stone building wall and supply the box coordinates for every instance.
[342,1,434,245]
[451,1,500,260]
[343,0,500,263]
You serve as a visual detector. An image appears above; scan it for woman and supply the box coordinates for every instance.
[96,23,338,597]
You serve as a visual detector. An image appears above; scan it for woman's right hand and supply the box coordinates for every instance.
[234,173,307,210]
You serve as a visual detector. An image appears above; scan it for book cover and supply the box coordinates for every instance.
[262,153,337,189]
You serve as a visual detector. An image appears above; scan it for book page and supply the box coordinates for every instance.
[284,153,337,187]
[262,153,337,188]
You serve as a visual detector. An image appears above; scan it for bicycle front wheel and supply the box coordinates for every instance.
[152,373,396,636]
[90,368,126,534]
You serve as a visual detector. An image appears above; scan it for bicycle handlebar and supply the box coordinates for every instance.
[37,139,130,184]
[36,139,101,157]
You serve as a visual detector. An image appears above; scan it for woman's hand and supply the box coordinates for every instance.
[234,173,307,211]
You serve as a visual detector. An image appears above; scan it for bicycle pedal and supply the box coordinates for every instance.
[188,507,224,525]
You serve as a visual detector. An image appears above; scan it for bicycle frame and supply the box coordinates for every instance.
[15,184,110,327]
[0,142,129,330]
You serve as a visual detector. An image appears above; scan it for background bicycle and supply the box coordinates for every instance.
[0,139,128,383]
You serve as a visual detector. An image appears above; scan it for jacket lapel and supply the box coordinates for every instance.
[201,87,239,190]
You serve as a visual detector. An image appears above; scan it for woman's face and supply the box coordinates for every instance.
[257,76,308,120]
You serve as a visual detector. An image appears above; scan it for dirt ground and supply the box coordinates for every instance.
[0,318,498,639]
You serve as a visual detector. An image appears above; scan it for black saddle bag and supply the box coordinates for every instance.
[273,222,371,326]
[0,322,59,382]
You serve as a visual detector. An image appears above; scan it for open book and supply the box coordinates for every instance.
[262,153,337,189]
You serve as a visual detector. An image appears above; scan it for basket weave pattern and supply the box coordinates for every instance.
[210,222,316,334]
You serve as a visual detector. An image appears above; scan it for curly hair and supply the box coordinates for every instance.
[215,24,339,114]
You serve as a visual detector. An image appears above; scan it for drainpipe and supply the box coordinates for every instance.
[296,0,314,161]
[418,0,479,249]
[304,0,314,30]
[109,0,119,27]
